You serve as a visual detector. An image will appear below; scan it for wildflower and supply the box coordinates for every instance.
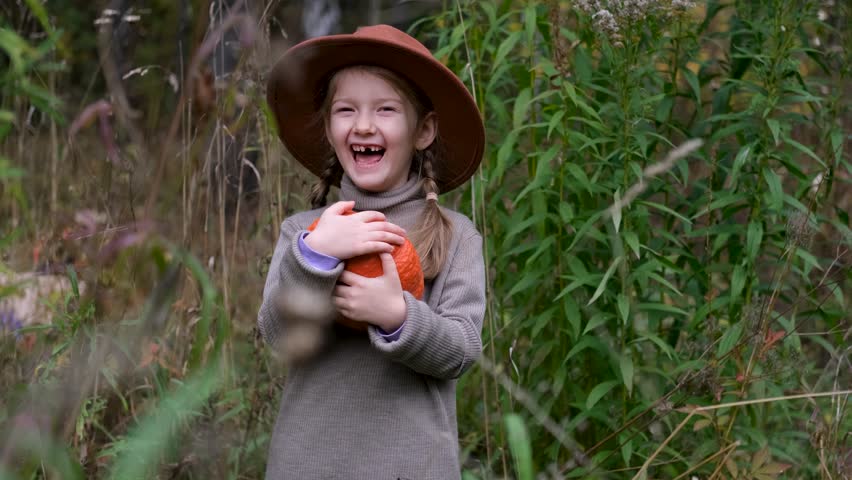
[671,0,695,12]
[1,308,23,339]
[592,9,620,38]
[576,0,694,42]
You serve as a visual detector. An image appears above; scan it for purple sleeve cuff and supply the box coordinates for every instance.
[298,232,342,271]
[378,322,405,342]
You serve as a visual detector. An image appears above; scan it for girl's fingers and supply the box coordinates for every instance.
[363,241,395,254]
[352,210,386,223]
[365,221,406,236]
[337,271,362,286]
[367,231,405,246]
[331,295,348,313]
[326,200,355,216]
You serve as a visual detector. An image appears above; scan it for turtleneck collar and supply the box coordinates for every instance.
[339,173,426,215]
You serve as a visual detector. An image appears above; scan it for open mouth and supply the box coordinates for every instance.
[351,144,386,167]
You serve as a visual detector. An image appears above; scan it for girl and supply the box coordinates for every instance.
[258,24,486,480]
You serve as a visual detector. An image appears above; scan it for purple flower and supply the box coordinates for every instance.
[1,308,23,339]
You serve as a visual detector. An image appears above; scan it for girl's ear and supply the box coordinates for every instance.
[415,112,438,151]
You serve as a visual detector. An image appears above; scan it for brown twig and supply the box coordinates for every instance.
[95,12,149,162]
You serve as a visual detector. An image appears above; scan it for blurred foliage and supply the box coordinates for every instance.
[0,0,850,479]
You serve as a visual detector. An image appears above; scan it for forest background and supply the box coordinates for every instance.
[0,0,849,478]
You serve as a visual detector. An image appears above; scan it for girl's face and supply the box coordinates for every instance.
[326,69,436,193]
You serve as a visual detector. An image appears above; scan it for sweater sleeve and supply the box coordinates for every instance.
[257,217,344,347]
[366,231,485,379]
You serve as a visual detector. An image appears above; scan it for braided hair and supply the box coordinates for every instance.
[309,155,344,209]
[409,144,453,279]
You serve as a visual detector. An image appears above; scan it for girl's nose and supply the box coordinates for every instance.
[353,112,376,135]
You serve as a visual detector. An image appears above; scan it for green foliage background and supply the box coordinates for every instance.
[1,0,850,479]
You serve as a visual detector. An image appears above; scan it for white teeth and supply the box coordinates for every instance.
[351,145,383,153]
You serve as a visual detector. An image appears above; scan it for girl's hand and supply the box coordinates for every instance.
[332,253,407,331]
[304,201,407,260]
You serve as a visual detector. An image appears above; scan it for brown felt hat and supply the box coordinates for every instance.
[266,24,485,193]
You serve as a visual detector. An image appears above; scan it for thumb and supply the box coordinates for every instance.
[326,200,355,216]
[379,253,399,278]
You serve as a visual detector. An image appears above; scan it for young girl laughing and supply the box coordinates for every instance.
[259,24,486,480]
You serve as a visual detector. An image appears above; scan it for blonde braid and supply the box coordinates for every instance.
[410,147,453,279]
[309,156,343,208]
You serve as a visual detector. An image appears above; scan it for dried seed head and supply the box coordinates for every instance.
[743,296,766,332]
[785,211,817,247]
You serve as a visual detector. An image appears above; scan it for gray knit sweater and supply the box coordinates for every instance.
[258,174,486,480]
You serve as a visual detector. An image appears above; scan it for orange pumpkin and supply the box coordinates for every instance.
[307,212,424,331]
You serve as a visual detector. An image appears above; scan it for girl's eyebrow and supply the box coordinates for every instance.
[332,97,404,104]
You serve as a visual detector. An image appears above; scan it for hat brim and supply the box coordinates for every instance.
[266,34,484,193]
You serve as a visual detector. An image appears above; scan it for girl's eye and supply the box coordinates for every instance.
[334,106,354,113]
[379,106,397,112]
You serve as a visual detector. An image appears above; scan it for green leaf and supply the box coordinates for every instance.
[107,367,221,479]
[514,145,560,202]
[617,293,630,325]
[728,144,752,188]
[547,110,566,139]
[495,131,519,180]
[524,3,537,48]
[639,200,693,225]
[24,0,53,34]
[619,353,634,396]
[612,190,622,232]
[586,380,620,410]
[784,136,826,168]
[564,162,593,193]
[746,221,763,263]
[508,272,545,298]
[564,336,596,364]
[762,168,783,212]
[504,414,534,480]
[830,128,843,164]
[633,334,676,360]
[587,256,623,306]
[637,302,689,317]
[563,82,601,122]
[655,95,674,122]
[492,31,522,73]
[66,264,80,300]
[563,296,581,340]
[683,68,702,106]
[730,264,746,302]
[0,28,31,73]
[620,436,633,465]
[717,322,744,358]
[582,312,611,335]
[505,211,548,245]
[766,118,780,146]
[0,155,25,179]
[623,231,641,259]
[710,121,753,142]
[513,87,532,131]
